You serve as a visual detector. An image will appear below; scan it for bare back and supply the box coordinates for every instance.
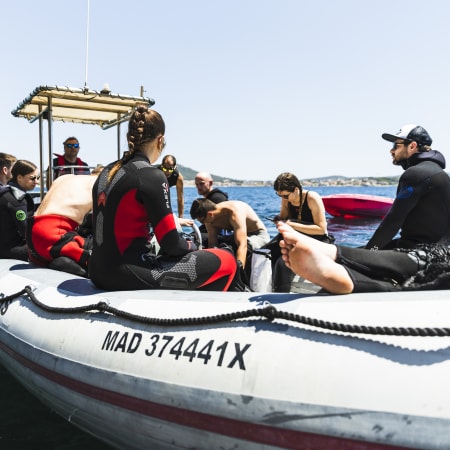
[36,174,97,224]
[208,200,265,232]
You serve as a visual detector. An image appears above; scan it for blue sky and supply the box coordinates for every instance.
[2,0,450,180]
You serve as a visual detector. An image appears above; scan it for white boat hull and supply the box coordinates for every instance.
[0,259,450,449]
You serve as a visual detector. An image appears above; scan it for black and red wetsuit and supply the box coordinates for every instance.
[90,153,237,291]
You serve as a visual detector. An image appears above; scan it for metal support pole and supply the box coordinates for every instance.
[38,105,45,199]
[47,96,54,188]
[117,113,121,160]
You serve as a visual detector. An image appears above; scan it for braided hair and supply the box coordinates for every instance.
[108,105,165,182]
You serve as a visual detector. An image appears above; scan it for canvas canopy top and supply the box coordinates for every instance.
[11,85,155,193]
[12,85,155,129]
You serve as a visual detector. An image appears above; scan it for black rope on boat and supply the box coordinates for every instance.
[2,286,450,337]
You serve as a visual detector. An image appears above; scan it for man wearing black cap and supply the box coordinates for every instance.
[366,124,450,250]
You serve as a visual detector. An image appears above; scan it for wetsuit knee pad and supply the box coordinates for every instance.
[197,248,237,291]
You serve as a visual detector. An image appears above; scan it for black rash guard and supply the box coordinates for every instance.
[90,153,237,291]
[366,150,450,250]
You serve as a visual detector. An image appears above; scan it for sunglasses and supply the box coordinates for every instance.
[162,166,175,173]
[277,192,291,199]
[391,140,410,150]
[29,175,41,181]
[65,143,79,149]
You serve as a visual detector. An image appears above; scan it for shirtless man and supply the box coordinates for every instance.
[190,198,270,268]
[28,170,102,276]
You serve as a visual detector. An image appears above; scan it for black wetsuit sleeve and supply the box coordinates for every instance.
[137,168,193,256]
[365,169,432,249]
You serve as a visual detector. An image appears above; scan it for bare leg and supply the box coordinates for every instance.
[277,221,354,294]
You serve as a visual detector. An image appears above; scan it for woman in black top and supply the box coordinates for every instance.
[270,172,329,292]
[90,106,239,291]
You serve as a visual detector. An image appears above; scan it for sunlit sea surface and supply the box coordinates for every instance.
[2,185,396,448]
[182,185,397,247]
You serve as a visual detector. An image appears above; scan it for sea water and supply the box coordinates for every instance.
[0,185,396,448]
[182,185,397,247]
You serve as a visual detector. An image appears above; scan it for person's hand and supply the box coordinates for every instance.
[179,218,194,227]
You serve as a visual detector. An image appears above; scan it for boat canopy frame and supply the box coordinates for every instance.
[11,85,155,197]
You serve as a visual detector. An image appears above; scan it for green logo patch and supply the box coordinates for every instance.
[16,210,26,221]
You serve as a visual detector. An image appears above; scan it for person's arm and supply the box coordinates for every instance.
[278,198,290,220]
[141,169,195,255]
[206,223,220,248]
[176,173,184,218]
[365,174,423,249]
[230,210,248,267]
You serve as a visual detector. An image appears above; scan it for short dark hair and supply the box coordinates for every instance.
[11,159,37,182]
[190,198,216,219]
[0,152,17,170]
[63,136,79,145]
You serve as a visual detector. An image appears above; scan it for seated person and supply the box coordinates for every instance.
[27,170,102,277]
[270,172,330,292]
[190,198,270,272]
[90,106,245,292]
[277,220,450,294]
[366,124,450,250]
[0,160,38,261]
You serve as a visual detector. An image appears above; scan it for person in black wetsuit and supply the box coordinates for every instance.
[366,124,450,250]
[277,221,450,294]
[194,172,228,204]
[157,154,185,219]
[90,106,242,292]
[0,160,38,261]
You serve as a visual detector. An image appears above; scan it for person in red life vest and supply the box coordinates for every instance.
[90,106,247,291]
[46,136,90,188]
[28,167,103,277]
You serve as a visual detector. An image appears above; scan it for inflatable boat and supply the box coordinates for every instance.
[322,194,394,219]
[1,259,450,450]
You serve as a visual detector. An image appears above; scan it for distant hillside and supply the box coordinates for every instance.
[177,164,242,183]
[177,165,400,186]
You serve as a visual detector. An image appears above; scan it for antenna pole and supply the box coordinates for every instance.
[84,0,91,90]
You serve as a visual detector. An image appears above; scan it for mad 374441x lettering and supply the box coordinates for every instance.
[101,330,251,371]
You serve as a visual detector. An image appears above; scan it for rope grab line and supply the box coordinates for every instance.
[1,285,450,337]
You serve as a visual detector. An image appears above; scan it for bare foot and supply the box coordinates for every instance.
[277,221,354,294]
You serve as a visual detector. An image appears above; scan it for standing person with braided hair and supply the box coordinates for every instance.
[90,105,242,291]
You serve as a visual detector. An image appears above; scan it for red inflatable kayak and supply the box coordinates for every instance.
[322,194,393,219]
